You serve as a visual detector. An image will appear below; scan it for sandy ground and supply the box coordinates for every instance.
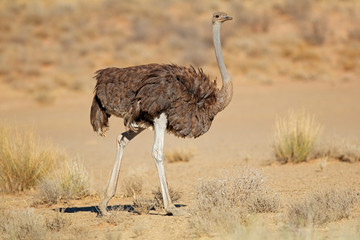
[0,80,360,239]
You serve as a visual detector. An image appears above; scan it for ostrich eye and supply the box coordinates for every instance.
[215,15,219,18]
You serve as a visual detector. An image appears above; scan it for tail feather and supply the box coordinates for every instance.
[90,95,110,136]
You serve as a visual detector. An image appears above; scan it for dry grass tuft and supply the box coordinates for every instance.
[121,174,143,198]
[165,147,194,163]
[132,224,149,238]
[313,138,360,163]
[105,210,134,228]
[274,110,321,163]
[0,126,60,193]
[132,196,156,215]
[34,92,55,105]
[152,187,181,209]
[189,168,280,236]
[37,159,90,204]
[45,210,72,232]
[286,188,359,227]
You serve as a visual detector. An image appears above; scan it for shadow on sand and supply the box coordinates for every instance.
[54,204,186,217]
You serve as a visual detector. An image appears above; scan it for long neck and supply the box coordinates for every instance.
[212,22,233,114]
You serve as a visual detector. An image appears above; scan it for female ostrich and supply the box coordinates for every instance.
[91,12,233,216]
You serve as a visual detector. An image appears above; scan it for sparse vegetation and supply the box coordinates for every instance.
[34,91,56,105]
[189,168,280,236]
[152,187,181,209]
[45,210,72,232]
[0,208,89,240]
[37,159,90,204]
[165,147,195,163]
[0,208,47,240]
[299,17,328,46]
[0,126,60,193]
[274,110,322,163]
[313,138,360,163]
[278,0,312,20]
[0,0,359,104]
[132,196,156,215]
[286,188,359,227]
[121,174,143,198]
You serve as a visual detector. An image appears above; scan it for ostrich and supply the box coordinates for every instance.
[90,12,233,216]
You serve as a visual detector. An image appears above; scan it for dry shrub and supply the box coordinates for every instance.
[278,0,312,20]
[312,138,360,163]
[0,208,47,240]
[45,210,72,232]
[34,91,56,105]
[132,196,156,215]
[105,210,133,228]
[152,187,181,209]
[348,15,360,41]
[286,188,359,227]
[348,28,360,41]
[132,224,149,238]
[337,43,360,72]
[38,159,90,204]
[232,3,272,33]
[165,148,194,163]
[189,168,280,236]
[121,175,143,198]
[0,208,78,240]
[299,17,328,46]
[0,126,59,193]
[274,110,321,163]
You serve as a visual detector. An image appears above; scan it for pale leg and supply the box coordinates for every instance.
[99,129,143,216]
[153,113,186,215]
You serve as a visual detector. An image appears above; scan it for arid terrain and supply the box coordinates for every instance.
[0,0,360,239]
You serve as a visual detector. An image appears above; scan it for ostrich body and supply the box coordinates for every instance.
[90,12,233,216]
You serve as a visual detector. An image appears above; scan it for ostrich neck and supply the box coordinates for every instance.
[212,23,233,114]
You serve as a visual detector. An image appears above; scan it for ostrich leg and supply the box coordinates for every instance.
[152,113,186,215]
[99,129,144,216]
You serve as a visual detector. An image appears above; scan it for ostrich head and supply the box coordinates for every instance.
[212,12,233,24]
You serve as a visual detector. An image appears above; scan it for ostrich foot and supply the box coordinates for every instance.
[98,200,111,217]
[165,205,189,216]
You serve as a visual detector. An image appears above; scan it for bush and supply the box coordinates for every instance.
[0,126,59,193]
[279,0,312,20]
[38,159,90,204]
[165,148,194,163]
[313,138,360,163]
[0,208,75,240]
[121,174,143,198]
[152,187,181,209]
[286,188,359,227]
[299,17,328,46]
[189,168,280,236]
[274,110,321,163]
[0,208,47,240]
[132,196,156,215]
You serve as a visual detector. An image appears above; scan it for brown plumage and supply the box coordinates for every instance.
[91,63,221,138]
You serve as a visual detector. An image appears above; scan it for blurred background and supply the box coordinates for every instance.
[0,0,359,104]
